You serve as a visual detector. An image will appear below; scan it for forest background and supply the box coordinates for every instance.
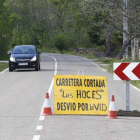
[0,0,140,60]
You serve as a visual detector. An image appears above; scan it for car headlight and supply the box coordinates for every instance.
[31,56,37,61]
[10,56,16,62]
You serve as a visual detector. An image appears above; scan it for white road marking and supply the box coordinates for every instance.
[59,53,107,72]
[39,55,57,121]
[130,84,140,92]
[32,135,40,140]
[33,55,58,139]
[81,57,107,72]
[91,61,107,72]
[39,116,45,121]
[0,68,8,75]
[36,126,43,130]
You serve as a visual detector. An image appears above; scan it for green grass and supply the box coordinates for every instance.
[40,48,97,59]
[0,63,8,72]
[130,81,140,89]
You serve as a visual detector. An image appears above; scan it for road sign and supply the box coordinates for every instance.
[113,62,140,111]
[114,63,140,80]
[54,75,108,115]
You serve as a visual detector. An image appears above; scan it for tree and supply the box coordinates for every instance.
[0,0,11,59]
[82,0,140,59]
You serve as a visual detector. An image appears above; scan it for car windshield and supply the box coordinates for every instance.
[12,46,36,54]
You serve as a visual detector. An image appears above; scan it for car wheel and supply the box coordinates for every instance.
[39,64,41,70]
[35,65,39,71]
[9,67,13,72]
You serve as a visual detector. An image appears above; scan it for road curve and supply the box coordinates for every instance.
[0,53,140,140]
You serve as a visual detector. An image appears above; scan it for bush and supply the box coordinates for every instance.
[53,34,69,52]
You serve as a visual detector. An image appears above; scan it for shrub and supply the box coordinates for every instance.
[53,34,69,52]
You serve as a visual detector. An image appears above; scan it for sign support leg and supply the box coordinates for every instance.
[126,80,130,111]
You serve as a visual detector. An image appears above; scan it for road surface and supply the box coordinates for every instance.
[0,53,140,140]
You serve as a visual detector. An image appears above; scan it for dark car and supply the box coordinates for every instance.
[8,45,41,71]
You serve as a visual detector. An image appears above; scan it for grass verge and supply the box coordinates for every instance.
[0,63,8,72]
[40,48,97,59]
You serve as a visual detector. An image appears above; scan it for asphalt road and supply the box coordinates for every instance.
[0,53,140,140]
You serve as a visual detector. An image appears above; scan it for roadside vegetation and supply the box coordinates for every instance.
[40,47,97,59]
[0,63,8,72]
[1,0,140,60]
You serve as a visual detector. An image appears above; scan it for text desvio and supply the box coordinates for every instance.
[57,102,107,111]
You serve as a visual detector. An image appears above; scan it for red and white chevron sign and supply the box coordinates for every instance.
[114,63,140,80]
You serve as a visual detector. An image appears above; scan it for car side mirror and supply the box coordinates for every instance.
[38,52,41,54]
[7,51,11,55]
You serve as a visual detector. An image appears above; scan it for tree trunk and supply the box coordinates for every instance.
[105,31,111,57]
[118,39,130,59]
